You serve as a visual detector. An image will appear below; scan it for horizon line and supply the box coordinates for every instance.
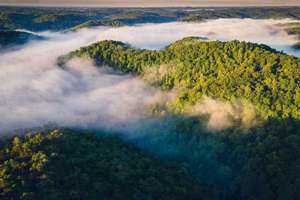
[1,3,300,8]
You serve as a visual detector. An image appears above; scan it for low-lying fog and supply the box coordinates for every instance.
[0,18,299,133]
[95,18,300,56]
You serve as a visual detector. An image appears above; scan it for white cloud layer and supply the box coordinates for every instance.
[0,18,299,132]
[92,18,300,56]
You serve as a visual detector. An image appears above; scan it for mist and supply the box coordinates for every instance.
[92,18,300,56]
[1,18,299,133]
[0,29,161,132]
[0,56,163,132]
[187,97,257,131]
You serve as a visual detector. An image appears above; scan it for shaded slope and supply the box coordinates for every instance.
[0,129,213,200]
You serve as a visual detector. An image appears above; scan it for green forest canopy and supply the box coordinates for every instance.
[0,129,212,200]
[68,37,300,120]
[1,117,299,199]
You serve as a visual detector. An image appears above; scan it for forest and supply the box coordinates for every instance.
[1,6,300,200]
[1,37,296,200]
[0,129,214,200]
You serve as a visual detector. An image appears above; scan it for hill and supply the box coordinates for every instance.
[67,38,300,120]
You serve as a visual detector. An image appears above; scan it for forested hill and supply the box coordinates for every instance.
[0,129,212,199]
[68,38,300,120]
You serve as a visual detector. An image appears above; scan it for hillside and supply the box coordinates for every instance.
[0,129,212,200]
[0,30,44,48]
[68,38,300,120]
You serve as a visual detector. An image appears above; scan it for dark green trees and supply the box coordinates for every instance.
[0,129,212,200]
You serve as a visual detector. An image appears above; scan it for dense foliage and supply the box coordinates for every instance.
[1,118,299,200]
[70,38,300,120]
[134,116,300,200]
[0,129,212,200]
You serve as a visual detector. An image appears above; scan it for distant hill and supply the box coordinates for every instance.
[0,30,44,49]
[278,22,300,49]
[1,6,299,32]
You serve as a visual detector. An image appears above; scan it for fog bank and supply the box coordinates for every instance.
[93,18,300,56]
[1,18,299,132]
[0,29,163,132]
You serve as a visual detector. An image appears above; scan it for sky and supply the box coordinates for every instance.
[0,0,299,7]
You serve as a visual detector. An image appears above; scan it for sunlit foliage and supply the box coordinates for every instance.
[71,38,300,120]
